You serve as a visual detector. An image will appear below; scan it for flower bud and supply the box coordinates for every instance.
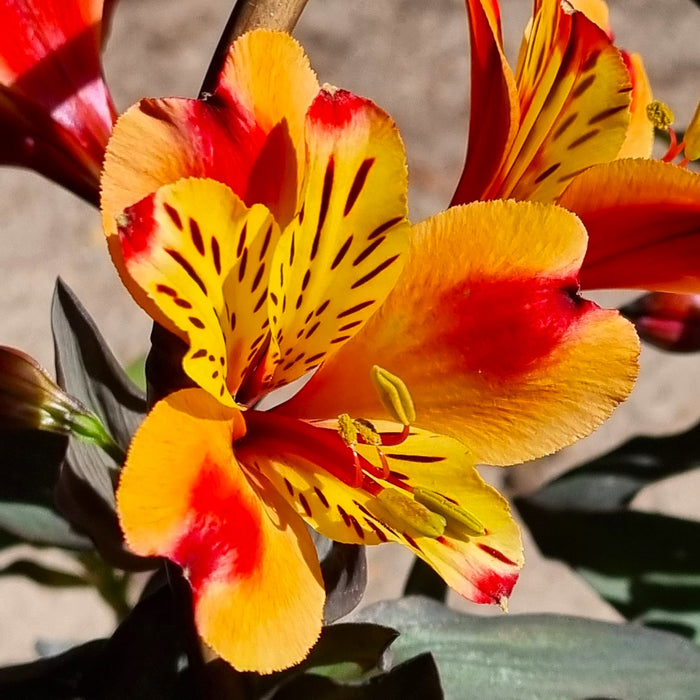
[620,293,700,352]
[0,346,122,458]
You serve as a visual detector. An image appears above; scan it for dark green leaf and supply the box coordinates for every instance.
[0,639,106,699]
[51,280,150,569]
[354,596,700,700]
[0,429,89,549]
[518,501,700,641]
[0,503,89,550]
[145,323,192,404]
[52,278,146,456]
[54,461,154,571]
[207,622,399,697]
[524,418,700,512]
[270,653,442,700]
[80,579,191,699]
[311,530,367,623]
[0,429,64,506]
[517,419,700,642]
[404,556,448,602]
[125,355,147,391]
[518,505,700,577]
[302,623,397,677]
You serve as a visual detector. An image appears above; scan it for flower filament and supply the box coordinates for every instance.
[647,99,699,167]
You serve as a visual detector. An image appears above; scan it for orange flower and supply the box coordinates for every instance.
[0,0,117,203]
[103,30,639,672]
[452,0,700,294]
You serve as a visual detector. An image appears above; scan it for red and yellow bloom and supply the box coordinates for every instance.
[102,30,639,671]
[0,0,117,203]
[453,0,700,294]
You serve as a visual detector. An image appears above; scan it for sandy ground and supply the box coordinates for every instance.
[0,0,698,665]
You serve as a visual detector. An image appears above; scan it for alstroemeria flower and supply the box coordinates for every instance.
[102,30,639,672]
[453,0,700,293]
[0,0,117,203]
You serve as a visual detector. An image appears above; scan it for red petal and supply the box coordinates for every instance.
[0,0,115,199]
[452,0,518,204]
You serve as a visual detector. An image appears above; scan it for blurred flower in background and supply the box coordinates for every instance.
[0,0,117,203]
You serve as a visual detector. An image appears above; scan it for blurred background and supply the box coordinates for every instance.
[0,0,698,664]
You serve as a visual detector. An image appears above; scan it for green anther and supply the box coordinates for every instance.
[646,100,674,130]
[371,365,416,425]
[337,413,358,446]
[378,489,446,538]
[414,488,486,536]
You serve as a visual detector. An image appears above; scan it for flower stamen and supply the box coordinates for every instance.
[377,488,446,537]
[647,100,696,165]
[338,413,392,482]
[371,365,415,425]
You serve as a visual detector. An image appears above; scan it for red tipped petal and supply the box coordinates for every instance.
[102,30,318,243]
[118,389,324,673]
[282,201,639,466]
[452,0,519,204]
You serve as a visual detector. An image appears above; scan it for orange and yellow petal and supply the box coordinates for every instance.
[559,159,700,293]
[239,410,386,546]
[101,97,266,245]
[568,0,611,35]
[281,201,639,466]
[239,413,521,605]
[566,3,654,159]
[452,0,519,204]
[684,102,700,162]
[116,178,279,402]
[499,0,631,202]
[102,30,319,250]
[258,89,410,394]
[356,424,522,604]
[117,388,324,673]
[616,52,654,159]
[217,29,319,216]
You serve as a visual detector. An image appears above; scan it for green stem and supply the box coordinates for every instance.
[78,552,132,622]
[68,411,127,465]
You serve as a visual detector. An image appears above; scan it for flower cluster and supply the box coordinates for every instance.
[0,0,699,677]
